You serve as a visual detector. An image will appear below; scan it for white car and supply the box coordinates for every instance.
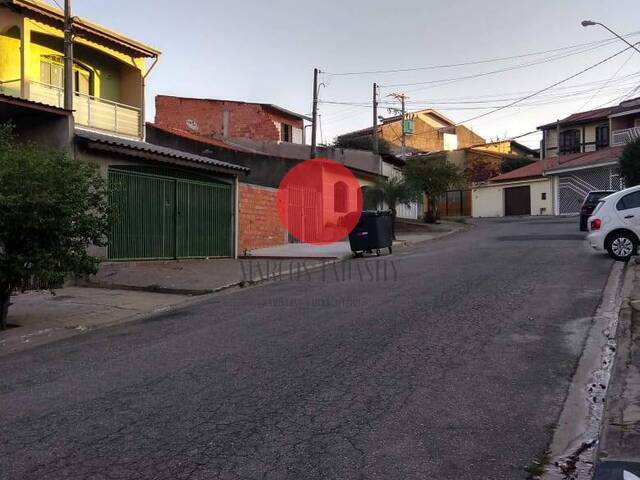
[587,185,640,261]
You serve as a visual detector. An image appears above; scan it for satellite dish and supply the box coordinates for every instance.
[624,470,640,480]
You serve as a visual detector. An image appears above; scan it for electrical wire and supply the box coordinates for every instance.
[575,50,637,112]
[322,32,640,76]
[456,43,639,125]
[379,40,632,89]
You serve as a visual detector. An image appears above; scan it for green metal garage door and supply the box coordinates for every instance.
[108,168,232,260]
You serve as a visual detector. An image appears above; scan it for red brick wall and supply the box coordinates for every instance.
[155,96,303,143]
[239,183,287,252]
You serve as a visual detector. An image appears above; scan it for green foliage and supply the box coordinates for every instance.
[334,135,394,154]
[501,156,536,174]
[0,123,110,327]
[620,139,640,187]
[364,175,418,211]
[403,155,464,222]
[403,155,464,203]
[363,175,419,239]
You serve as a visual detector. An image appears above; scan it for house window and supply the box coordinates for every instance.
[596,125,610,149]
[40,58,92,96]
[559,129,580,154]
[40,60,63,89]
[541,192,547,200]
[334,181,349,213]
[281,123,293,142]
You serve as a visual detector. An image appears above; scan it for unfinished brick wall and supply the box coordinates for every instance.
[239,183,287,252]
[155,96,303,143]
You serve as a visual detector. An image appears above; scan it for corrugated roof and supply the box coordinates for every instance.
[6,0,160,57]
[147,123,255,153]
[544,146,624,174]
[0,92,72,115]
[75,130,249,174]
[538,106,614,129]
[489,157,558,182]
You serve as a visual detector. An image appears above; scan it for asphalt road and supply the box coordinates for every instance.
[0,217,614,480]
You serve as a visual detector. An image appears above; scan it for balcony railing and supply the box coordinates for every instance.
[0,79,141,138]
[612,127,640,146]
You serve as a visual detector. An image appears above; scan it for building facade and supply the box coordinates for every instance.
[0,0,248,261]
[155,95,310,145]
[0,0,159,139]
[337,108,486,155]
[539,97,640,215]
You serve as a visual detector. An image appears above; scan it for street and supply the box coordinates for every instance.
[0,217,613,480]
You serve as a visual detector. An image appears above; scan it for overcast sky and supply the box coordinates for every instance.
[58,0,640,148]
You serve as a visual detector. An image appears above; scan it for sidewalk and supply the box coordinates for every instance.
[0,287,191,356]
[85,226,460,293]
[596,260,640,479]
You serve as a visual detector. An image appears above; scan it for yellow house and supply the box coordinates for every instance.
[0,0,160,138]
[337,108,486,154]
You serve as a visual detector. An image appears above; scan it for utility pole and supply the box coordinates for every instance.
[372,82,379,155]
[310,67,319,159]
[400,94,406,159]
[388,93,408,158]
[63,0,73,110]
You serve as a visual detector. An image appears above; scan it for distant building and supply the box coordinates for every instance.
[538,97,640,214]
[154,95,310,145]
[336,108,486,155]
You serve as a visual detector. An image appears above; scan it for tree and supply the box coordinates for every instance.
[333,135,394,155]
[403,155,464,222]
[0,124,110,329]
[364,176,419,240]
[620,138,640,187]
[501,156,536,174]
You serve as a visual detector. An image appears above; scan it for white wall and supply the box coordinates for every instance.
[380,161,420,219]
[472,178,553,218]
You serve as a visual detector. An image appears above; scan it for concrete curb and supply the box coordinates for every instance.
[80,227,465,296]
[542,261,630,479]
[594,260,640,477]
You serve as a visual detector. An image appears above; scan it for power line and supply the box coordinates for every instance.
[576,50,636,112]
[379,40,626,89]
[322,32,640,76]
[318,82,640,110]
[456,43,639,125]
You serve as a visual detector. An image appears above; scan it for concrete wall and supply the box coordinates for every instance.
[230,137,382,177]
[472,178,553,218]
[147,125,382,188]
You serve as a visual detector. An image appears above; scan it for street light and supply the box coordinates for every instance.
[581,20,640,55]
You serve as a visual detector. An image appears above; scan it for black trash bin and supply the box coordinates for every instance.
[348,210,393,256]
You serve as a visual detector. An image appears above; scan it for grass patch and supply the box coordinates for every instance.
[525,449,550,479]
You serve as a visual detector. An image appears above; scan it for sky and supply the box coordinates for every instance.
[55,0,640,149]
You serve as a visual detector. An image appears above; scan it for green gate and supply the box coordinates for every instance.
[108,168,232,260]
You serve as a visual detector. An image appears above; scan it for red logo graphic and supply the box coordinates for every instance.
[276,159,363,245]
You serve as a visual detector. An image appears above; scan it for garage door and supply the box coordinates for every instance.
[504,186,531,216]
[108,168,232,260]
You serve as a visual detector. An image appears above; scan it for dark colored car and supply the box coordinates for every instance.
[580,190,615,231]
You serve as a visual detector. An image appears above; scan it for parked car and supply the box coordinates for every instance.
[580,190,615,231]
[587,185,640,261]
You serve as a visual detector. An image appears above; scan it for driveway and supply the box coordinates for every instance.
[0,216,613,480]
